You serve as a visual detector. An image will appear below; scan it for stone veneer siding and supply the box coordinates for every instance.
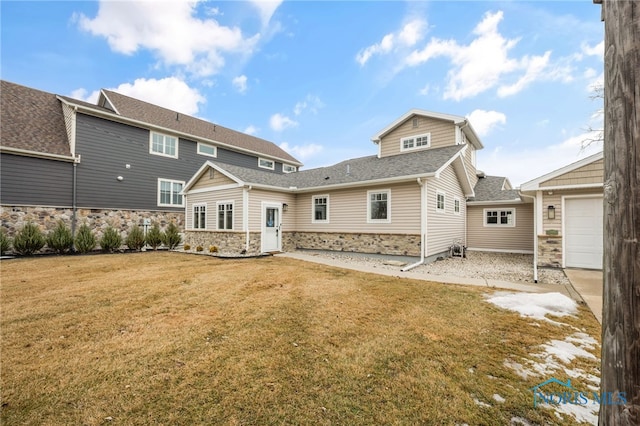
[1,205,184,239]
[290,231,421,256]
[537,235,563,268]
[184,231,261,254]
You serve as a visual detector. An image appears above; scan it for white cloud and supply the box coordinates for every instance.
[279,142,323,160]
[232,75,248,94]
[405,11,571,101]
[71,77,205,116]
[76,1,259,77]
[582,40,604,58]
[250,0,284,27]
[244,124,259,135]
[294,95,325,116]
[467,110,506,137]
[269,113,298,131]
[356,18,426,66]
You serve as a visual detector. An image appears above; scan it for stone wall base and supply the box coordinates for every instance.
[538,235,562,268]
[184,231,261,254]
[290,231,421,256]
[1,205,184,239]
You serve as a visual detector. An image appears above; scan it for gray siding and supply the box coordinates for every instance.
[74,114,285,210]
[0,154,73,206]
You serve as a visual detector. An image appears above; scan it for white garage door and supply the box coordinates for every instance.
[565,197,603,269]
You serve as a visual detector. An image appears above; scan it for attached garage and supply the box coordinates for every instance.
[564,197,603,269]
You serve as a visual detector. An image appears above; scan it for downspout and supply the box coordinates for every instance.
[402,178,426,272]
[519,192,538,283]
[243,185,252,252]
[71,106,79,249]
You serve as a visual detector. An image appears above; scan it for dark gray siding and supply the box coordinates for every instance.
[74,114,285,210]
[0,154,73,206]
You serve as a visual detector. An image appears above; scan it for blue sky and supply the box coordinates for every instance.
[1,1,604,186]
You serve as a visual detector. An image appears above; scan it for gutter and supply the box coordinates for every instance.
[519,192,538,283]
[402,178,426,272]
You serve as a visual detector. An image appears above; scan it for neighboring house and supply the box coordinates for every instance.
[521,152,604,271]
[182,109,527,263]
[0,80,301,237]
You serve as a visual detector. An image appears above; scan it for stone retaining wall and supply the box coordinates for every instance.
[1,205,183,238]
[537,235,562,268]
[289,231,421,256]
[184,231,261,254]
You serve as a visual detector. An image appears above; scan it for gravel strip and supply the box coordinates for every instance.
[298,250,570,286]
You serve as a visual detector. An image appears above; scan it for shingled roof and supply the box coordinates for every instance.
[186,145,466,192]
[1,80,71,157]
[468,175,521,203]
[97,90,302,166]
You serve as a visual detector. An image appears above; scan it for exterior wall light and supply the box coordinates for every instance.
[117,176,124,181]
[547,205,555,220]
[282,203,288,212]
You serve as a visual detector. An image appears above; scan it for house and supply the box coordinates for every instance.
[521,152,604,271]
[0,80,301,237]
[182,109,534,264]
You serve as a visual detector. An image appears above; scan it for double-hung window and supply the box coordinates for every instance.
[401,133,431,151]
[150,132,178,158]
[368,190,390,223]
[217,202,234,230]
[312,195,329,223]
[193,204,206,229]
[436,191,446,213]
[484,209,515,227]
[454,197,461,215]
[158,179,184,207]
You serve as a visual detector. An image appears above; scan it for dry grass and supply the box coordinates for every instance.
[1,252,601,425]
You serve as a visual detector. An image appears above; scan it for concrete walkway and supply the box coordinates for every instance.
[564,269,603,323]
[277,251,579,300]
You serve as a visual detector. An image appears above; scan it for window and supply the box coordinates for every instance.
[283,164,297,173]
[158,179,184,207]
[368,190,390,223]
[436,191,446,212]
[259,158,275,170]
[457,127,467,145]
[217,202,234,230]
[401,133,431,151]
[484,209,515,227]
[193,204,206,229]
[150,132,178,158]
[312,195,329,223]
[454,197,461,215]
[197,143,217,157]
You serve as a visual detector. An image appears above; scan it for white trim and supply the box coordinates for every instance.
[453,196,461,215]
[466,247,534,254]
[243,187,251,247]
[157,178,185,207]
[561,194,604,269]
[536,190,544,235]
[466,199,523,206]
[258,157,275,170]
[400,133,431,152]
[191,203,207,230]
[520,151,603,191]
[186,183,243,195]
[436,190,446,213]
[183,161,244,193]
[534,183,603,191]
[98,90,120,115]
[282,164,297,173]
[311,194,330,223]
[216,200,235,231]
[367,189,391,224]
[150,131,179,159]
[483,207,516,227]
[197,142,217,158]
[0,146,79,163]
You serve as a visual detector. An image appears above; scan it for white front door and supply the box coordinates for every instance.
[262,203,281,252]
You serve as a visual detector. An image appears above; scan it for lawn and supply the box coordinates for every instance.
[1,252,601,425]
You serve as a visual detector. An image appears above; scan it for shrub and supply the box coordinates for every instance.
[99,226,122,253]
[146,222,163,250]
[126,225,146,251]
[12,222,46,255]
[209,245,218,253]
[196,245,203,252]
[75,223,97,254]
[46,221,74,254]
[162,222,181,250]
[183,244,191,251]
[0,228,11,255]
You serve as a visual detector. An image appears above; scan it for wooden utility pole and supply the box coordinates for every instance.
[594,0,640,424]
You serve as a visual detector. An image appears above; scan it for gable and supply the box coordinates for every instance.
[379,115,457,158]
[540,158,603,187]
[190,167,237,191]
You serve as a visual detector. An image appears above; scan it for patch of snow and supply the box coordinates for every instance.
[540,402,599,425]
[539,339,597,364]
[493,394,505,403]
[510,417,536,426]
[486,292,577,321]
[473,397,491,407]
